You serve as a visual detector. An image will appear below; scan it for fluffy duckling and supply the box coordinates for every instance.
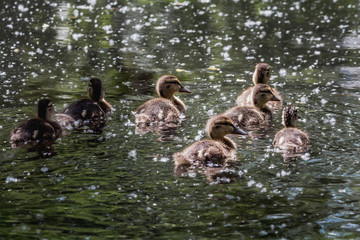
[56,78,111,130]
[10,99,62,148]
[173,115,247,167]
[224,84,280,129]
[236,63,282,109]
[273,105,310,152]
[135,75,191,125]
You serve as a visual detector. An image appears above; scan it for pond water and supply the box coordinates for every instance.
[1,0,360,238]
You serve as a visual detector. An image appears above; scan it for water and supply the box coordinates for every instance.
[1,0,360,238]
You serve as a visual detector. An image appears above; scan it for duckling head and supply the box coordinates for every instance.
[206,115,247,140]
[37,99,55,121]
[252,84,280,108]
[253,63,271,85]
[88,78,104,102]
[282,105,300,127]
[156,75,191,99]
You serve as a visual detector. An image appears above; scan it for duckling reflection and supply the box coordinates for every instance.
[273,105,310,161]
[138,123,182,141]
[56,78,112,132]
[10,99,62,151]
[174,115,247,167]
[236,63,282,109]
[224,84,280,129]
[174,162,240,184]
[135,75,191,134]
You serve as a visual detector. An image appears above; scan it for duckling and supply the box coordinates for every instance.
[273,105,310,152]
[56,78,111,130]
[224,84,280,129]
[236,63,282,109]
[135,75,191,126]
[10,99,62,148]
[173,115,247,167]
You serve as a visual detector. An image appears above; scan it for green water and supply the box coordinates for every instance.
[1,0,360,238]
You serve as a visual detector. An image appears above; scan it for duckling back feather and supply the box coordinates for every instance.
[224,106,265,128]
[63,99,106,121]
[10,119,61,148]
[174,140,235,167]
[273,128,310,152]
[135,98,181,125]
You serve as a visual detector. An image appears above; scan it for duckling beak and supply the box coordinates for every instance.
[271,95,281,101]
[232,126,248,135]
[179,85,191,93]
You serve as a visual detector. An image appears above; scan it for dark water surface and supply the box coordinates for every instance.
[1,0,360,238]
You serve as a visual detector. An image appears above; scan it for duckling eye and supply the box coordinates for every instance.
[215,126,221,129]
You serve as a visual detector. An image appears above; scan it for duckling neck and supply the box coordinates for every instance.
[253,100,268,112]
[213,136,236,151]
[259,106,271,113]
[170,96,186,113]
[48,120,62,137]
[284,119,295,128]
[159,91,186,112]
[252,98,265,108]
[253,74,268,85]
[259,106,273,120]
[99,98,112,112]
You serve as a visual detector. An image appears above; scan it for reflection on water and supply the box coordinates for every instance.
[1,0,360,239]
[174,160,242,184]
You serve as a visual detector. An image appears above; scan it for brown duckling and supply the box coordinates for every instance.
[10,99,62,148]
[173,115,247,167]
[273,105,310,152]
[56,78,112,130]
[135,75,191,126]
[224,84,280,129]
[236,63,282,109]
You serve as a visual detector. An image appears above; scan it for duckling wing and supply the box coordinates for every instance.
[10,119,58,147]
[47,121,62,138]
[63,99,105,121]
[61,99,107,131]
[56,113,75,129]
[273,128,310,151]
[174,140,232,167]
[236,87,253,106]
[135,98,180,125]
[224,106,264,128]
